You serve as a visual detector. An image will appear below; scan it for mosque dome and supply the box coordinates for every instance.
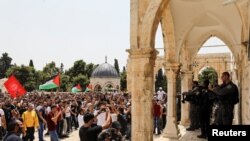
[91,63,119,78]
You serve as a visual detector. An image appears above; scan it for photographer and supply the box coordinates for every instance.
[79,107,111,141]
[182,81,201,131]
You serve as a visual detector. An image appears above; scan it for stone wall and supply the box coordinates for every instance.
[90,77,120,92]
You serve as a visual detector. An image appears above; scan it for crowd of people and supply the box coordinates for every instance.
[0,91,132,141]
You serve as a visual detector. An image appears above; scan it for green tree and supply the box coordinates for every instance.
[60,63,64,73]
[85,63,96,78]
[155,68,164,91]
[120,66,127,91]
[42,61,59,77]
[114,59,120,74]
[66,60,86,79]
[71,74,89,91]
[6,65,39,91]
[60,74,70,91]
[198,67,218,86]
[29,59,34,67]
[162,75,167,92]
[36,70,48,89]
[0,53,12,78]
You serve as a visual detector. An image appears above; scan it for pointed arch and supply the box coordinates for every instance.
[139,0,170,49]
[161,4,178,62]
[176,12,239,62]
[94,84,102,92]
[191,31,237,62]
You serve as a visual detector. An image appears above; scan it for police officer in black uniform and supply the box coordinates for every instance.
[197,79,216,139]
[213,71,239,125]
[182,81,201,131]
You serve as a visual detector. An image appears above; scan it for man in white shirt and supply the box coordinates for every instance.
[157,87,166,102]
[94,102,107,126]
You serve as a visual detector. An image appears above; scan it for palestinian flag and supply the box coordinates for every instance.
[71,84,82,92]
[85,84,92,92]
[39,75,60,90]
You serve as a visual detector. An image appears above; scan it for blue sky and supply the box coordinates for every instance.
[0,0,130,70]
[0,0,230,71]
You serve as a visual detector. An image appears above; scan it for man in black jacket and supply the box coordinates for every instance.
[197,79,216,139]
[213,71,239,125]
[79,107,111,141]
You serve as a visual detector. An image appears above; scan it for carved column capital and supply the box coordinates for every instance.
[164,63,181,78]
[126,48,158,59]
[180,70,193,78]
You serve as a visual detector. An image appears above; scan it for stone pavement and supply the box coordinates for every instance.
[35,125,206,141]
[154,125,207,141]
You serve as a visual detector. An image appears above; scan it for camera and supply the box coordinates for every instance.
[181,87,201,104]
[101,108,106,112]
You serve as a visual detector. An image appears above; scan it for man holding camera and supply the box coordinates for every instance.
[213,71,239,125]
[79,107,111,141]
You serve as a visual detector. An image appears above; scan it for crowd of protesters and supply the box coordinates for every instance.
[0,91,132,141]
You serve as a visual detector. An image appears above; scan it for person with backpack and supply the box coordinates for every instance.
[213,71,239,125]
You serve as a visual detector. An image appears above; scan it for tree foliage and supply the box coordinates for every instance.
[120,66,127,91]
[114,59,120,75]
[60,63,64,73]
[85,63,96,78]
[0,53,12,79]
[42,61,59,77]
[155,68,167,91]
[60,74,70,92]
[66,60,86,79]
[29,59,34,67]
[6,65,40,91]
[198,67,218,86]
[71,74,89,91]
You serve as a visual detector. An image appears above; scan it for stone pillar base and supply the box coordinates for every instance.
[163,117,181,139]
[180,119,190,126]
[132,131,153,141]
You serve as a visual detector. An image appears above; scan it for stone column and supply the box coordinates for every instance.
[193,69,199,81]
[180,71,193,126]
[127,48,158,141]
[126,59,132,93]
[163,63,181,139]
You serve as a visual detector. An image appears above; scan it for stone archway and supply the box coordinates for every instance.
[192,53,234,84]
[103,82,115,92]
[128,1,181,139]
[94,84,102,92]
[129,0,250,140]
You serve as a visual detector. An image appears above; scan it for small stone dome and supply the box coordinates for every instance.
[91,63,119,78]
